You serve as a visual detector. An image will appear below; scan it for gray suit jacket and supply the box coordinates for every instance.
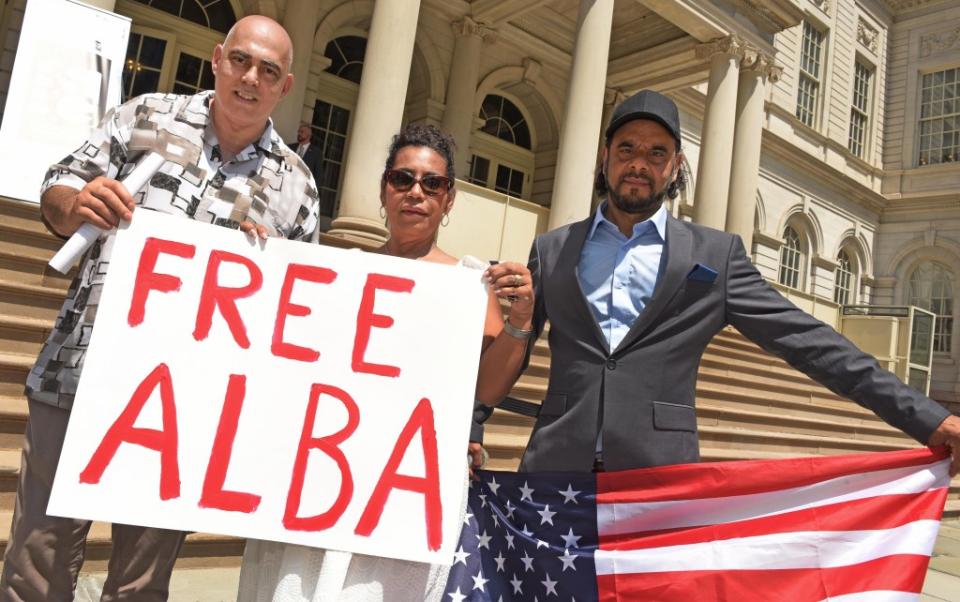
[517,213,950,473]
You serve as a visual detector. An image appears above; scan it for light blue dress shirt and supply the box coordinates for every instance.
[577,203,668,351]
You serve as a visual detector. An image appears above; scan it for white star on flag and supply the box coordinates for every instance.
[537,504,556,525]
[519,481,535,502]
[542,573,558,596]
[559,483,581,504]
[560,527,581,549]
[472,570,488,591]
[510,574,523,595]
[558,548,578,571]
[520,551,535,572]
[488,476,501,496]
[494,551,507,572]
[447,586,466,602]
[452,545,470,566]
[476,530,492,549]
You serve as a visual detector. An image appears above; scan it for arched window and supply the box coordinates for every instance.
[908,261,954,353]
[834,249,855,305]
[479,95,531,149]
[324,36,367,84]
[778,226,803,289]
[131,0,236,33]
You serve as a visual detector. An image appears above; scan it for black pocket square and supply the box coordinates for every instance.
[687,263,718,283]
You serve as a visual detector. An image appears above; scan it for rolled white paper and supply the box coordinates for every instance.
[48,151,165,273]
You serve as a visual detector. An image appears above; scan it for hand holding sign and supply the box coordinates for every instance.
[48,210,487,565]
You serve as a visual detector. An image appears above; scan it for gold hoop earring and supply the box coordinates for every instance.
[379,206,386,219]
[441,213,450,227]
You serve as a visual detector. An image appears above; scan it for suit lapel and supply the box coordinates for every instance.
[613,215,693,354]
[557,217,611,354]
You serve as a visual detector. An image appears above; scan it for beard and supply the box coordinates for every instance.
[607,172,670,215]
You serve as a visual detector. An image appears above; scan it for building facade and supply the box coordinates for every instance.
[0,0,958,403]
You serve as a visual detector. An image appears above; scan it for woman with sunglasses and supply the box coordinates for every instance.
[237,123,534,601]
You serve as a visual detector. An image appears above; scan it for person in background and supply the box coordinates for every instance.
[288,122,322,185]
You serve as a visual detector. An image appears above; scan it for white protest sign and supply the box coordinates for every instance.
[48,210,487,565]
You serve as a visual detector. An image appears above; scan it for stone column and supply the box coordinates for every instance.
[692,35,744,231]
[547,0,614,230]
[274,0,322,141]
[328,0,422,244]
[725,51,781,250]
[441,17,494,178]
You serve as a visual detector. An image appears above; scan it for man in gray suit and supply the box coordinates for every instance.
[491,89,960,475]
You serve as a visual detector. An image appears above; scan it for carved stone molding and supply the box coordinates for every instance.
[695,35,748,61]
[604,87,627,106]
[812,255,839,271]
[451,16,496,43]
[857,18,879,54]
[919,27,960,58]
[522,58,541,85]
[741,50,783,83]
[811,0,830,14]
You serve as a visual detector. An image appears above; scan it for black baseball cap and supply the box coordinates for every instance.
[605,90,681,145]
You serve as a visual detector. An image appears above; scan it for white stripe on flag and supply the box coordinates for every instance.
[818,591,921,602]
[597,459,949,536]
[593,520,941,575]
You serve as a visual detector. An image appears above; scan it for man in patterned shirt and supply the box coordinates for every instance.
[0,15,319,601]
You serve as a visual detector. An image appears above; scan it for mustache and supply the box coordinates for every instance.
[617,171,653,186]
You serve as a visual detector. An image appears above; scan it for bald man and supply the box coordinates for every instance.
[0,16,319,601]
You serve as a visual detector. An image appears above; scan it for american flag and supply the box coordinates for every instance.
[442,447,950,601]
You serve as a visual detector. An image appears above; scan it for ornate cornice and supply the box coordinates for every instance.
[920,27,960,58]
[695,35,748,61]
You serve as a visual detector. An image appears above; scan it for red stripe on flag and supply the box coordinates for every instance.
[596,446,948,503]
[599,489,948,550]
[596,553,930,602]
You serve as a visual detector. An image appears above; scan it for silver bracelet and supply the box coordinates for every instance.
[502,320,534,340]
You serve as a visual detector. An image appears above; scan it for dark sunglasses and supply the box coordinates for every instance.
[383,169,452,196]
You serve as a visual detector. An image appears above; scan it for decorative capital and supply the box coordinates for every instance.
[857,18,879,54]
[811,0,830,14]
[741,50,782,83]
[919,27,960,58]
[695,35,747,61]
[451,16,496,42]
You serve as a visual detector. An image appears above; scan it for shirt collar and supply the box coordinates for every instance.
[202,91,279,162]
[588,201,668,241]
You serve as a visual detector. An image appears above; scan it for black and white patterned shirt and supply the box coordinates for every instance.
[28,91,320,409]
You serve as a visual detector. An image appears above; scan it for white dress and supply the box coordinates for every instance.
[236,258,485,602]
[236,467,469,602]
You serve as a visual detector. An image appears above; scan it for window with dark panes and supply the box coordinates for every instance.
[479,95,531,149]
[172,52,215,96]
[918,67,959,166]
[131,0,236,32]
[468,155,490,187]
[310,100,351,218]
[122,33,166,100]
[796,22,825,128]
[778,226,803,290]
[848,62,872,158]
[494,164,524,198]
[909,261,954,353]
[324,36,367,84]
[834,249,855,305]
